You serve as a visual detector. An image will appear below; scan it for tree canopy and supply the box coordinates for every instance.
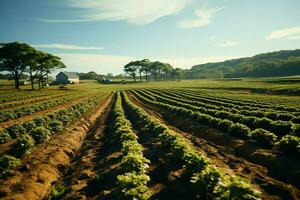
[123,59,182,82]
[0,42,65,90]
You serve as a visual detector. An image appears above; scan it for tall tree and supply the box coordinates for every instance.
[124,61,138,82]
[36,53,65,89]
[0,42,35,90]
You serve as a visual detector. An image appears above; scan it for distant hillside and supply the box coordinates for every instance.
[184,49,300,79]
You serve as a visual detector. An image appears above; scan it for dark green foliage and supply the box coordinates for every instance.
[14,133,35,155]
[0,155,20,176]
[292,124,300,136]
[228,123,251,139]
[251,128,278,147]
[217,119,234,132]
[7,124,26,138]
[0,129,11,143]
[291,116,300,124]
[31,127,51,143]
[48,120,64,132]
[22,121,36,132]
[270,121,292,135]
[191,166,221,198]
[275,135,300,155]
[186,49,300,78]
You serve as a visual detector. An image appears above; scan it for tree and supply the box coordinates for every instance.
[36,53,65,89]
[124,61,138,82]
[0,42,35,90]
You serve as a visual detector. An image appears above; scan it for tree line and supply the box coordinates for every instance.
[124,59,182,82]
[0,42,65,90]
[186,49,300,79]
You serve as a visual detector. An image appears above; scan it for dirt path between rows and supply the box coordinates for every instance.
[127,92,300,200]
[0,93,114,200]
[0,93,103,130]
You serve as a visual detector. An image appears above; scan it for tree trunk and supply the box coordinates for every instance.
[133,74,136,82]
[14,71,20,90]
[139,72,142,82]
[29,69,34,90]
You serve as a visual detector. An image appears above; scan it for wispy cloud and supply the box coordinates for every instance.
[216,40,240,47]
[57,53,241,74]
[178,7,224,29]
[266,26,300,40]
[287,35,300,40]
[32,43,104,50]
[42,0,193,25]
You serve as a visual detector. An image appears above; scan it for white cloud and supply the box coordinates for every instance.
[32,43,104,50]
[287,35,300,40]
[216,40,240,47]
[266,26,300,40]
[56,53,240,74]
[178,7,224,29]
[43,0,193,25]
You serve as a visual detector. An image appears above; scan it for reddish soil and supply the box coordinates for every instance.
[128,91,300,200]
[0,94,114,200]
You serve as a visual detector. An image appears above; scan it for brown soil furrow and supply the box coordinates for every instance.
[0,93,102,130]
[0,94,114,200]
[127,91,300,200]
[51,94,115,199]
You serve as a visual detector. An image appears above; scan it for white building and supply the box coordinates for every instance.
[56,72,79,84]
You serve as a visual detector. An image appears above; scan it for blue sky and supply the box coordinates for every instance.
[1,0,300,74]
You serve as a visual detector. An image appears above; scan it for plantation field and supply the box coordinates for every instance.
[0,77,300,200]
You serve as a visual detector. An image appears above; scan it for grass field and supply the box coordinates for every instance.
[0,77,300,200]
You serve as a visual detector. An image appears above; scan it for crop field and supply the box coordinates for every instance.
[0,78,300,200]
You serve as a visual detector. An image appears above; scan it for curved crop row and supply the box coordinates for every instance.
[112,93,152,200]
[0,93,70,110]
[0,94,86,123]
[131,90,300,155]
[156,89,300,123]
[0,92,109,176]
[139,89,298,137]
[122,92,261,199]
[0,92,54,103]
[178,88,300,113]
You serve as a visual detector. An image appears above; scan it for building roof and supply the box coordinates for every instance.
[57,71,79,79]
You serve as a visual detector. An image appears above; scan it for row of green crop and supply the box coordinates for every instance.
[112,92,152,200]
[132,90,300,155]
[122,92,261,199]
[173,88,300,113]
[156,89,300,123]
[0,92,55,103]
[0,94,86,123]
[0,93,69,110]
[0,93,108,177]
[139,89,299,137]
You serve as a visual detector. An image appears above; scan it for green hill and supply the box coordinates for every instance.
[184,49,300,79]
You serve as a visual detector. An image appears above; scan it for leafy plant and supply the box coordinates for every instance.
[251,128,278,147]
[31,127,51,143]
[0,155,20,176]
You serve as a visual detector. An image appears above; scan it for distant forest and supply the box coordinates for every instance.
[183,49,300,79]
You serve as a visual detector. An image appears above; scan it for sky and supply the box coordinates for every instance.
[1,0,300,75]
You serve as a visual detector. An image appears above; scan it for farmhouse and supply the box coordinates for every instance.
[56,72,79,84]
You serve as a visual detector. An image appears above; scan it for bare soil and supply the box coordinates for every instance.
[0,94,113,200]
